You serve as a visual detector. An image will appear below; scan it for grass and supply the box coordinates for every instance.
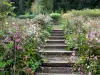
[62,9,100,18]
[68,9,100,17]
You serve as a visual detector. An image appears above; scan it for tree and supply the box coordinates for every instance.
[12,0,34,15]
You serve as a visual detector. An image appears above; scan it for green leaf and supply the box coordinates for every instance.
[7,41,14,49]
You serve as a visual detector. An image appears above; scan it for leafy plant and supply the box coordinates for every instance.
[61,15,100,75]
[50,13,61,21]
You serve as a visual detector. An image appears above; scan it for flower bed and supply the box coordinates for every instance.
[0,14,53,74]
[61,15,100,75]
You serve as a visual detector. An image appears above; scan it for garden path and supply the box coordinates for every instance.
[36,25,79,75]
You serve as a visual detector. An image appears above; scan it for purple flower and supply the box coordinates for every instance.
[9,31,13,34]
[91,31,96,35]
[90,34,95,39]
[14,33,19,38]
[16,38,21,42]
[97,40,100,43]
[80,72,84,75]
[16,44,22,50]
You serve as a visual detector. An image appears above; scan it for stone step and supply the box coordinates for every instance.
[52,30,63,32]
[44,44,66,49]
[43,55,78,64]
[36,73,80,75]
[46,39,65,43]
[41,63,76,67]
[51,32,64,34]
[36,67,74,73]
[46,43,66,46]
[51,33,64,36]
[39,50,74,55]
[49,36,65,39]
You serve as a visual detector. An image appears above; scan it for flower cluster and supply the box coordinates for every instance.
[62,15,100,75]
[86,30,100,43]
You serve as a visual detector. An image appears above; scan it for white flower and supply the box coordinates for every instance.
[6,22,8,25]
[12,22,15,24]
[95,38,98,40]
[87,66,90,69]
[86,34,88,39]
[88,71,92,75]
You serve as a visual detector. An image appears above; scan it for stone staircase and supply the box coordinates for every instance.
[36,29,79,75]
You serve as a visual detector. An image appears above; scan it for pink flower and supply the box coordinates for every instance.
[97,40,100,43]
[91,31,96,35]
[16,38,20,42]
[78,67,81,72]
[16,44,22,50]
[26,68,32,73]
[25,56,30,60]
[80,72,84,75]
[14,33,19,38]
[90,34,95,39]
[9,31,13,34]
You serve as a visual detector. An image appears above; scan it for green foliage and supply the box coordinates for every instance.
[29,55,43,72]
[0,1,14,74]
[0,13,53,74]
[36,0,54,13]
[0,0,14,34]
[14,0,33,15]
[24,35,43,72]
[53,0,100,11]
[61,16,100,74]
[68,9,100,17]
[50,13,61,21]
[31,1,42,14]
[0,57,13,69]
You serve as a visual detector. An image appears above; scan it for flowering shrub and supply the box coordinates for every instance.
[61,16,100,75]
[0,14,53,74]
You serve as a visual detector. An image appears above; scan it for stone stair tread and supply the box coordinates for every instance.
[36,67,75,73]
[39,50,75,55]
[52,30,63,31]
[46,39,65,43]
[51,34,64,36]
[49,35,64,37]
[36,73,80,75]
[49,36,65,39]
[51,31,64,33]
[39,50,74,53]
[43,55,78,63]
[46,39,65,41]
[45,44,66,46]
